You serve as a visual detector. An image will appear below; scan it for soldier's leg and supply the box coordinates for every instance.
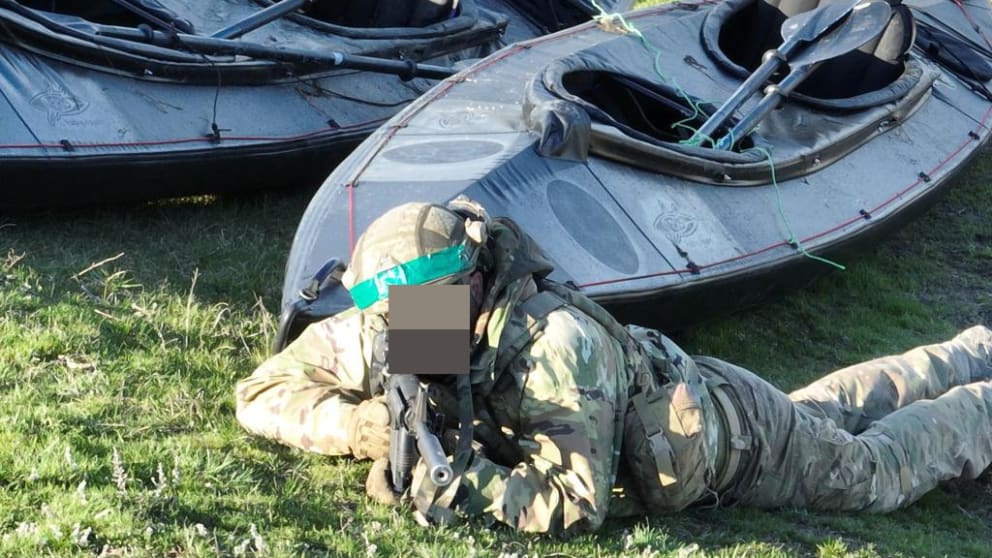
[856,382,992,511]
[754,382,992,512]
[697,359,992,511]
[707,358,992,512]
[788,326,992,433]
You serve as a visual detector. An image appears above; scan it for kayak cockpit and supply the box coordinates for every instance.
[556,70,756,149]
[525,0,934,186]
[703,0,918,108]
[248,0,487,39]
[0,0,508,84]
[18,0,194,31]
[295,0,458,28]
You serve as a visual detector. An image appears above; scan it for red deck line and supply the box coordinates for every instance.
[344,0,715,252]
[348,181,356,256]
[578,103,992,289]
[0,118,387,150]
[953,0,992,51]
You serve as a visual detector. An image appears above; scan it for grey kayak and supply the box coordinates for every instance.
[0,0,631,209]
[279,0,992,342]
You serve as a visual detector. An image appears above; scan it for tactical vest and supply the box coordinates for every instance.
[489,279,722,512]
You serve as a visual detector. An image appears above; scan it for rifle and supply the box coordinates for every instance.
[386,373,453,494]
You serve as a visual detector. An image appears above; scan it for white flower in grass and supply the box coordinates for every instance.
[623,532,635,551]
[65,446,78,470]
[27,468,40,482]
[195,523,209,538]
[15,522,39,537]
[250,523,268,555]
[76,480,88,503]
[233,524,268,556]
[48,524,63,540]
[70,523,91,547]
[361,532,377,557]
[111,447,127,494]
[152,463,168,497]
[171,458,181,486]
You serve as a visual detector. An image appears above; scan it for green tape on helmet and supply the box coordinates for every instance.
[348,243,475,310]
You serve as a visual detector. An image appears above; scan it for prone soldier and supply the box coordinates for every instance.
[236,198,992,534]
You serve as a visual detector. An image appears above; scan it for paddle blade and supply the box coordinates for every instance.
[781,0,864,42]
[789,1,892,67]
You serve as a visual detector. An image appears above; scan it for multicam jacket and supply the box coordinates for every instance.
[236,218,720,534]
[236,218,992,532]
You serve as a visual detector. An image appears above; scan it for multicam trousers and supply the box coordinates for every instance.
[702,325,992,511]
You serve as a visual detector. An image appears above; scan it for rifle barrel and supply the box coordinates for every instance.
[415,422,453,487]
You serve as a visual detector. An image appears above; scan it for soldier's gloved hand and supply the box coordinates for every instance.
[347,397,391,460]
[365,458,404,507]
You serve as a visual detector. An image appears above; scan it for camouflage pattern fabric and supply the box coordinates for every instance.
[237,217,636,533]
[236,306,370,456]
[705,325,992,511]
[236,210,992,533]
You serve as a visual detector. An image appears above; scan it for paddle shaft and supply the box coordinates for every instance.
[691,0,863,144]
[713,0,892,149]
[713,65,813,150]
[98,26,457,80]
[211,0,311,39]
[107,0,195,33]
[691,50,786,142]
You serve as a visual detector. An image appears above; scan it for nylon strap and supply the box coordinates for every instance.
[709,383,750,492]
[492,291,566,373]
[412,290,565,523]
[631,391,678,487]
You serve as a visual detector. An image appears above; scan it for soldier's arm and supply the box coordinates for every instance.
[235,311,370,455]
[454,308,627,534]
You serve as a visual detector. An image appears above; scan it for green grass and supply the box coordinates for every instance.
[2,151,989,556]
[2,5,992,554]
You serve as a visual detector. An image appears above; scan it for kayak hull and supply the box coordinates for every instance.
[0,0,631,209]
[279,0,992,337]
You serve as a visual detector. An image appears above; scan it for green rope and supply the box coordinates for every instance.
[588,2,845,271]
[590,0,713,145]
[746,147,846,270]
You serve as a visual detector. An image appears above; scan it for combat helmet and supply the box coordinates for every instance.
[342,197,490,314]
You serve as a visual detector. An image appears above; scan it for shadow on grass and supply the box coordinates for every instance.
[2,184,318,311]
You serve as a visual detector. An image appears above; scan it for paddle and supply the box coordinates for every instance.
[690,0,866,145]
[211,0,312,39]
[97,25,457,80]
[107,0,195,34]
[713,0,892,150]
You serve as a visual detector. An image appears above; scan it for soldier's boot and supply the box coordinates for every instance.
[787,325,992,433]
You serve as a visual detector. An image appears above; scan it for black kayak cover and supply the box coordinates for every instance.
[277,0,992,342]
[0,0,633,209]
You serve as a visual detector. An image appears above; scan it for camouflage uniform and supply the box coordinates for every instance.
[236,206,992,534]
